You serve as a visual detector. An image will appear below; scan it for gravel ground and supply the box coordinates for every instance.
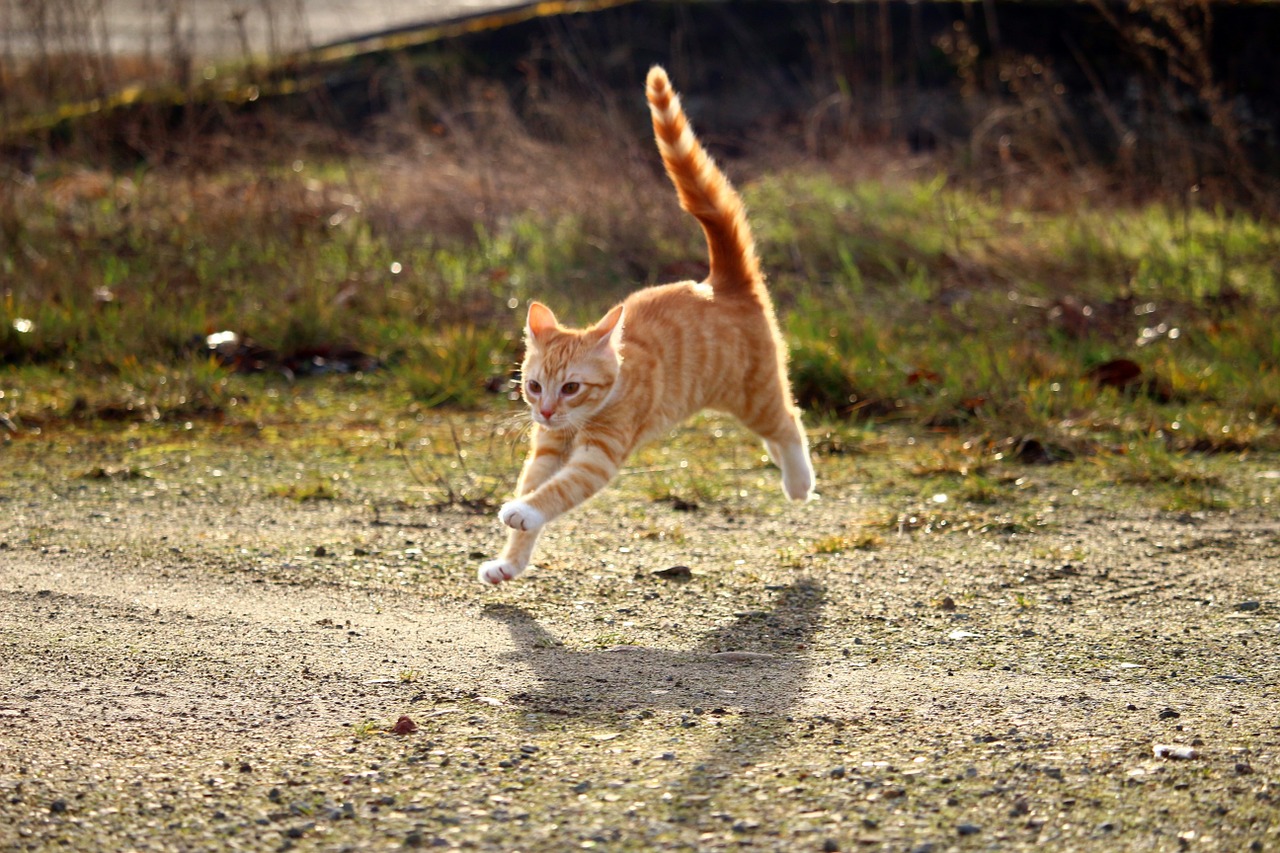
[1,415,1277,851]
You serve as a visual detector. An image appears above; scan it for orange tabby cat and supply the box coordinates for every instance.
[478,66,814,585]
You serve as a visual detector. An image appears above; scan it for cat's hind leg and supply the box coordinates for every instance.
[748,403,815,502]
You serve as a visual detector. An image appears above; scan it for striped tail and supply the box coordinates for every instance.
[645,66,762,296]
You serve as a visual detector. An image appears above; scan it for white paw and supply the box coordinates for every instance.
[778,461,808,502]
[499,500,546,532]
[478,559,524,585]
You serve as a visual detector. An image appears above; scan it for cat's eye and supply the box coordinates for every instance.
[561,382,580,395]
[526,380,542,395]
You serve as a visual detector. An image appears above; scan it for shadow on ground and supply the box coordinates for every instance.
[483,580,825,814]
[483,579,825,716]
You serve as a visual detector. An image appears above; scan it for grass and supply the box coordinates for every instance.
[268,480,339,501]
[2,85,1279,484]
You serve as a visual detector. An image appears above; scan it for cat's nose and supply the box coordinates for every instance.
[539,405,555,420]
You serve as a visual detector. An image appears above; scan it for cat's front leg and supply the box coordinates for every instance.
[478,531,538,585]
[498,501,546,532]
[479,427,565,585]
[495,426,565,534]
[504,438,623,530]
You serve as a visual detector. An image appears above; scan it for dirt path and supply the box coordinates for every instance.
[1,426,1277,850]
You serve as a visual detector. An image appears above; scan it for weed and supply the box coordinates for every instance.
[592,632,637,649]
[776,548,806,569]
[399,421,511,512]
[811,532,882,555]
[269,481,338,501]
[349,720,383,738]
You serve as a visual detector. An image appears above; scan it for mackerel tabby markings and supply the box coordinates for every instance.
[478,66,815,586]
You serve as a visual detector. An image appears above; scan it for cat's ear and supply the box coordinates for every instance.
[589,304,625,354]
[525,301,559,346]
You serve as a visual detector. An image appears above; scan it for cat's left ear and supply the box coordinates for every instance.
[590,304,625,354]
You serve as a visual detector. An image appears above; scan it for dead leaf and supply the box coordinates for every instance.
[390,715,417,735]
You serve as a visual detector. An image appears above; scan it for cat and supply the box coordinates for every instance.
[478,66,814,585]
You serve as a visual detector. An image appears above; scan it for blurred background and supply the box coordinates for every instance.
[2,0,1277,456]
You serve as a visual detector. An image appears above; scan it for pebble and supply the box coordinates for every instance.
[653,565,692,579]
[957,823,982,836]
[1234,601,1261,612]
[1153,744,1198,760]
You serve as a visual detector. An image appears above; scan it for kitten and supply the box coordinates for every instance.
[478,66,814,585]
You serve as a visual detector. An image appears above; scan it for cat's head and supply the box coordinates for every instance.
[520,301,625,431]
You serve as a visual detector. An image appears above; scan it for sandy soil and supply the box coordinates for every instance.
[0,423,1277,850]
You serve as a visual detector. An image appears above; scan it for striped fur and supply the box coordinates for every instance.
[479,66,814,586]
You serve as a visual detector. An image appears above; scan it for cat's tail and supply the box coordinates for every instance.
[645,66,762,297]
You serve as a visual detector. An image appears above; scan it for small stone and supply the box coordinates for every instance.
[49,799,67,814]
[1236,762,1254,775]
[957,823,981,836]
[822,840,840,852]
[653,565,692,580]
[314,545,327,557]
[571,781,592,794]
[1158,708,1181,720]
[1234,601,1261,612]
[830,765,846,779]
[1153,744,1198,760]
[239,762,253,773]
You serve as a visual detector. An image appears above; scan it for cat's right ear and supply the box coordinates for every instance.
[526,301,559,346]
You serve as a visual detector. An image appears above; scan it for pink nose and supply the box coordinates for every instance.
[539,405,555,420]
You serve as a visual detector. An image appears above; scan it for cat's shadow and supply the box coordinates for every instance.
[482,579,825,716]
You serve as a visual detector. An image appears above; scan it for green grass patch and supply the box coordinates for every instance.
[268,480,339,501]
[4,139,1278,472]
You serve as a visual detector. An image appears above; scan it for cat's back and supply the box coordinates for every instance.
[614,280,780,420]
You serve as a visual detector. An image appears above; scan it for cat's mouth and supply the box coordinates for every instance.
[534,411,570,430]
